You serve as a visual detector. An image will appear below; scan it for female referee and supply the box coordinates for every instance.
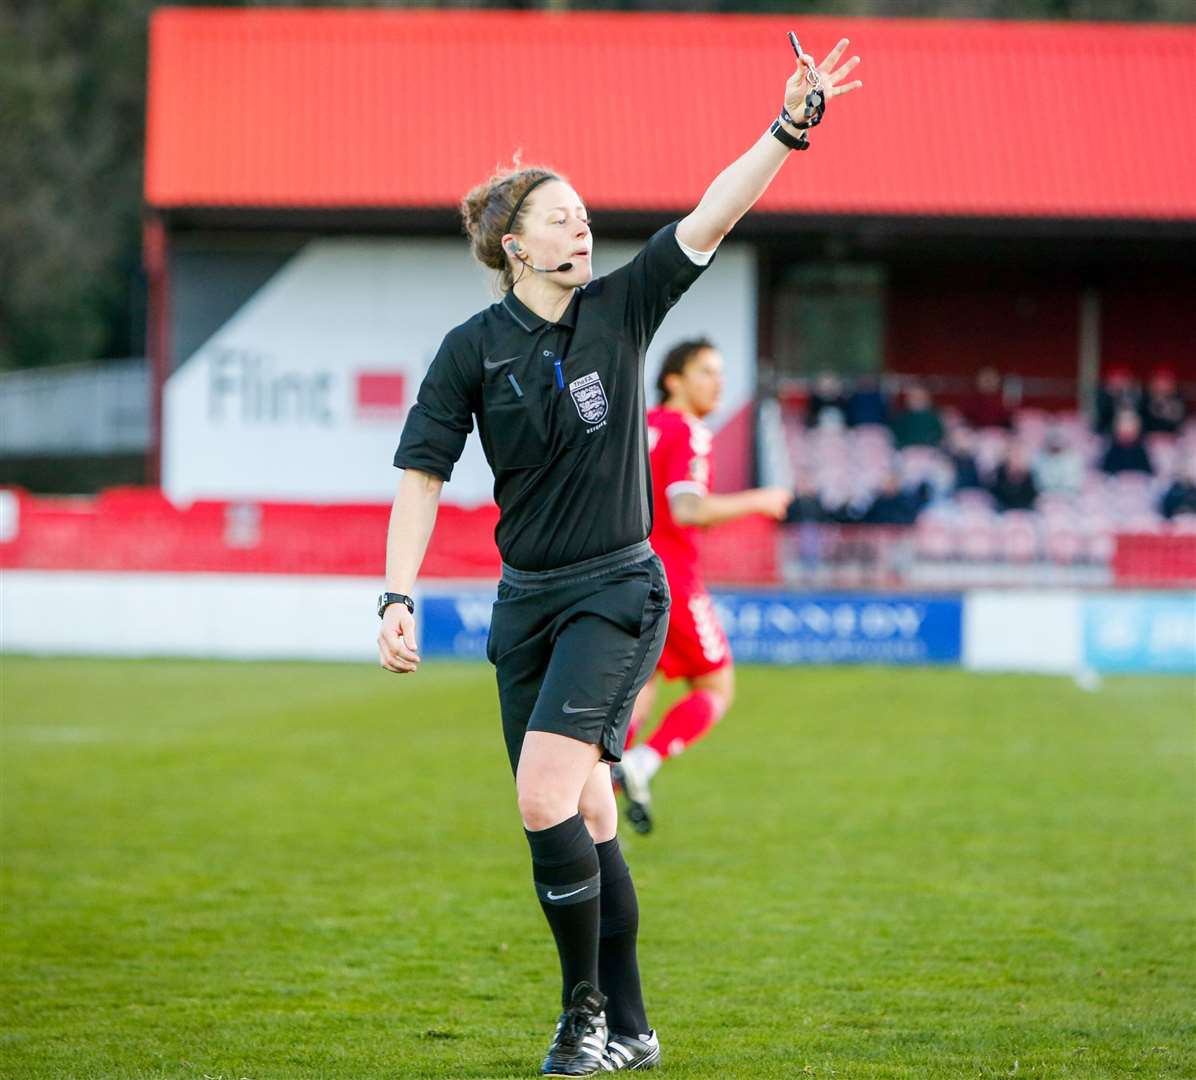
[378,35,861,1077]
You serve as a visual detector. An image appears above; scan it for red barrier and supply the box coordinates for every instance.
[0,487,501,578]
[1112,533,1196,587]
[4,488,1194,587]
[697,516,782,586]
[0,487,783,582]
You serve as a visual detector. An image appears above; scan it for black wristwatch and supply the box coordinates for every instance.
[377,592,415,619]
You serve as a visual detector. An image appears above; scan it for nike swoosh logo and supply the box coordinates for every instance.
[546,886,588,901]
[562,701,603,715]
[483,355,520,370]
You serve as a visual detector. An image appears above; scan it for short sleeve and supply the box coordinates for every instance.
[614,222,715,351]
[659,419,710,500]
[393,329,478,482]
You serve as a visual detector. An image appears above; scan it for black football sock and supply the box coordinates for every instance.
[525,814,601,1008]
[595,836,650,1036]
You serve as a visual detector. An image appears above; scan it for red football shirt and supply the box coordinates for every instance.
[647,406,712,591]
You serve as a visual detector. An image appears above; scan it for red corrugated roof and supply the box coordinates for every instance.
[145,8,1196,220]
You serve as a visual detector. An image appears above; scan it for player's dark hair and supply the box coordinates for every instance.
[656,338,715,404]
[461,161,565,293]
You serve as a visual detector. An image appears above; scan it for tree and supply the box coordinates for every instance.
[1,1,155,369]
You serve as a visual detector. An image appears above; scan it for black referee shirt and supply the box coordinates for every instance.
[394,222,713,572]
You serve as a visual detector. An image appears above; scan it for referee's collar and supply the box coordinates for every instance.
[502,288,580,334]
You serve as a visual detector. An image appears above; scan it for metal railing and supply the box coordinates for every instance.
[0,360,150,456]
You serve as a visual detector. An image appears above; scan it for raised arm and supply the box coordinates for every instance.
[676,37,861,253]
[377,468,444,674]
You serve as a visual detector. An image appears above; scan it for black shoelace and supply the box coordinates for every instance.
[559,1008,592,1048]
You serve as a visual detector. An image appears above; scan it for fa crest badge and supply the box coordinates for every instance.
[569,371,608,425]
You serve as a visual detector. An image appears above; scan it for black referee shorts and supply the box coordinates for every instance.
[486,540,671,773]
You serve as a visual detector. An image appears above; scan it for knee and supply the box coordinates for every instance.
[578,791,617,844]
[708,668,735,714]
[696,685,732,719]
[516,786,572,831]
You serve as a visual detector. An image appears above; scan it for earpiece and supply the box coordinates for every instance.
[503,242,574,276]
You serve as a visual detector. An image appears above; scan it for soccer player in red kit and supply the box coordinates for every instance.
[614,339,793,834]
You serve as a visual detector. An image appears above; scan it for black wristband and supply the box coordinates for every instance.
[770,117,808,151]
[781,91,825,131]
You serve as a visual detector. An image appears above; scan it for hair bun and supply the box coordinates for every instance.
[459,164,565,291]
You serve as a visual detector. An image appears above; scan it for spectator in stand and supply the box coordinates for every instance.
[1161,458,1196,519]
[813,482,855,525]
[785,475,830,523]
[1094,366,1141,434]
[890,383,944,448]
[1101,409,1154,475]
[1032,429,1085,497]
[806,371,849,429]
[845,375,889,427]
[1140,367,1187,435]
[945,425,983,490]
[962,366,1011,429]
[988,444,1038,511]
[861,470,929,525]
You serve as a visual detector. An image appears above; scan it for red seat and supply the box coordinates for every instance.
[1044,524,1084,564]
[959,520,999,561]
[1000,513,1040,563]
[915,519,956,561]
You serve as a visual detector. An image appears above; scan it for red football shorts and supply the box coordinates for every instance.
[658,587,732,680]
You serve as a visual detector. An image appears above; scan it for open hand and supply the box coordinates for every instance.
[784,37,862,120]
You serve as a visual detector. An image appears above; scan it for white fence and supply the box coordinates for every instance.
[3,570,1192,675]
[0,360,150,456]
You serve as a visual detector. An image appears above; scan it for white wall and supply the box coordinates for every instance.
[963,590,1082,673]
[7,572,1192,675]
[2,571,379,662]
[163,235,755,508]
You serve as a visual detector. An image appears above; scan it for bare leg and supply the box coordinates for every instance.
[625,675,658,750]
[578,761,618,843]
[620,663,735,833]
[516,730,603,830]
[638,662,733,762]
[688,662,735,714]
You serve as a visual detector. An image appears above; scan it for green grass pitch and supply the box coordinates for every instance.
[1,657,1193,1079]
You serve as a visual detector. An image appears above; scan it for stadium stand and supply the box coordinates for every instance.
[4,371,1194,589]
[769,371,1195,587]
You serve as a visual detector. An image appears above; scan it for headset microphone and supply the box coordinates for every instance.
[507,241,573,274]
